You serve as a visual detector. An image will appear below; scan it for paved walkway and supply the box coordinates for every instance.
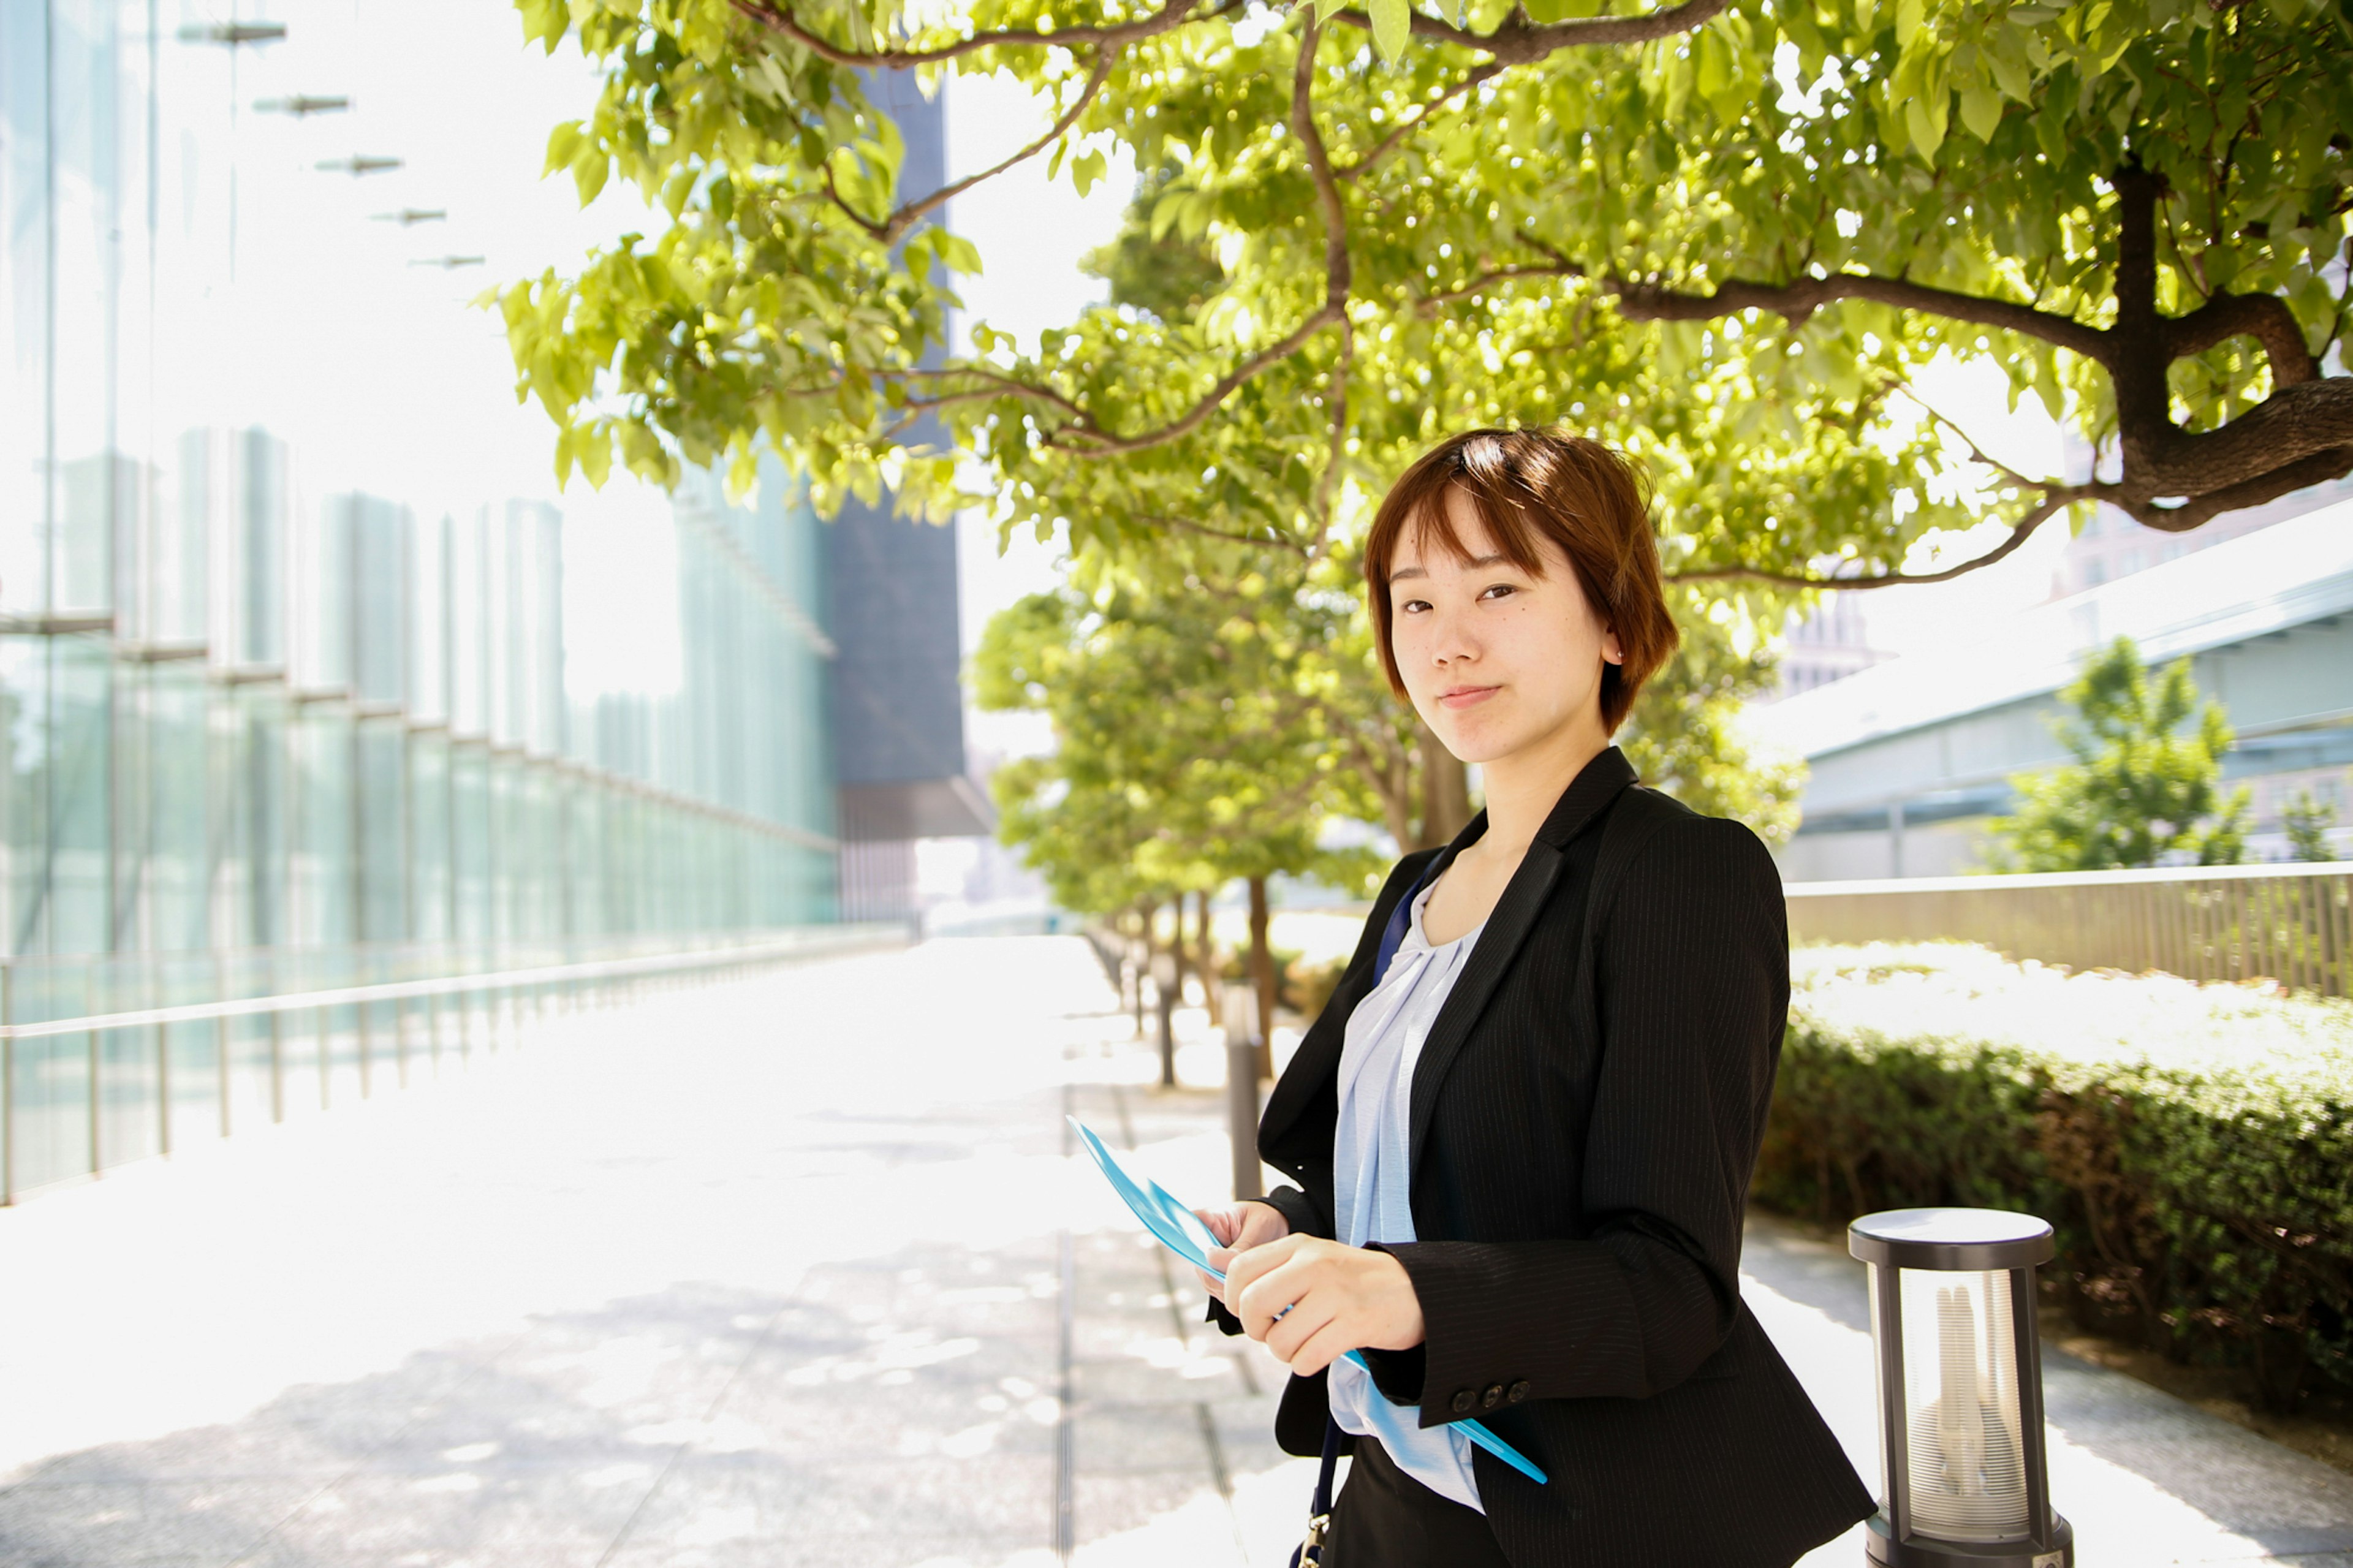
[0,936,2346,1567]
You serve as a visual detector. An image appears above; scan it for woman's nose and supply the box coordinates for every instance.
[1427,609,1477,666]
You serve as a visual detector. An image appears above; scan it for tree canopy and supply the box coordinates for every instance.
[496,0,2352,597]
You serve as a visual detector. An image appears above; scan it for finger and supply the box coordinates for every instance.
[1193,1266,1226,1303]
[1194,1206,1241,1246]
[1222,1233,1305,1304]
[1283,1319,1362,1379]
[1264,1294,1338,1365]
[1236,1252,1324,1341]
[1238,1206,1289,1248]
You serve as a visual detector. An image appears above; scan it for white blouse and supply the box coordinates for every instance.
[1327,877,1487,1512]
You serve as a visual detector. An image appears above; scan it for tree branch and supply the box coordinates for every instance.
[2113,434,2353,531]
[1894,381,2066,493]
[881,49,1115,241]
[2164,290,2321,386]
[1413,258,1580,312]
[1608,270,2115,364]
[729,0,1219,67]
[1136,513,1313,555]
[1325,0,1729,62]
[1308,317,1354,557]
[1336,61,1502,183]
[1041,15,1351,459]
[1669,490,2085,591]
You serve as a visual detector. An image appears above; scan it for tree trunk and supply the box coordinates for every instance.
[1417,716,1474,847]
[1134,901,1156,1037]
[1169,896,1189,1009]
[1194,888,1216,1023]
[1248,874,1277,1083]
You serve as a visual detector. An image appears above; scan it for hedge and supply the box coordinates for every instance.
[1757,943,2353,1412]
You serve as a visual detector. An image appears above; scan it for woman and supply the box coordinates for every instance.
[1194,428,1873,1567]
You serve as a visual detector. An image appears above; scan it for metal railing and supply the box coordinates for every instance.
[1783,862,2353,998]
[0,926,902,1206]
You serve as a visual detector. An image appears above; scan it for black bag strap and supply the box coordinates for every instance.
[1290,1416,1343,1568]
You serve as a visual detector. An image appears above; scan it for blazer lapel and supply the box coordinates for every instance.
[1405,748,1639,1170]
[1404,834,1564,1170]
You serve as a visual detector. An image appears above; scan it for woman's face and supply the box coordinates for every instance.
[1385,488,1623,768]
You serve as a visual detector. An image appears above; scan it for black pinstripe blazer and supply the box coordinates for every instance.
[1217,747,1873,1568]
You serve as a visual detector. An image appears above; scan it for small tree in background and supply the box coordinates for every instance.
[2283,792,2341,864]
[976,579,1382,1067]
[1616,602,1806,849]
[1991,637,2249,873]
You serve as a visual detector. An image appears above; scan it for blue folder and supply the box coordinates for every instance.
[1067,1116,1548,1485]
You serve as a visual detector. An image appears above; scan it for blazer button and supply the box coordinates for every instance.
[1450,1389,1476,1415]
[1480,1382,1504,1410]
[1507,1380,1531,1404]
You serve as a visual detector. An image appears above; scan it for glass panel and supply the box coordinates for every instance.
[6,637,116,958]
[296,496,352,693]
[451,743,490,949]
[1898,1267,2027,1542]
[96,1021,160,1171]
[0,0,50,619]
[409,732,450,944]
[50,0,119,618]
[409,513,449,725]
[233,430,289,668]
[449,508,487,738]
[145,663,210,951]
[350,498,405,707]
[356,717,405,942]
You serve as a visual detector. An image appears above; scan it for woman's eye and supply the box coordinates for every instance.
[1480,583,1518,601]
[1398,599,1430,615]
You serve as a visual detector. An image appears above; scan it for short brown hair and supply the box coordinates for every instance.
[1363,428,1678,733]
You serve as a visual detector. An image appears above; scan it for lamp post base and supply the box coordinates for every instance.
[1864,1512,2072,1568]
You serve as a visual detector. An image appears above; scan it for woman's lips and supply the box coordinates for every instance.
[1439,684,1500,710]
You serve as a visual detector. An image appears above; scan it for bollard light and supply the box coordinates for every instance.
[1847,1208,2072,1568]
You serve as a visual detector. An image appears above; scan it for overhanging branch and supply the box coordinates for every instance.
[729,0,1221,66]
[1325,0,1729,62]
[1669,490,2086,591]
[1610,270,2114,365]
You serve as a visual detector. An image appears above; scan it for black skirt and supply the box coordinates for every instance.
[1325,1437,1513,1568]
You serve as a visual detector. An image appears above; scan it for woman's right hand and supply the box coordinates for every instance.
[1192,1201,1292,1307]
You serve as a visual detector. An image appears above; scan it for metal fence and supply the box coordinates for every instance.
[1783,861,2353,998]
[0,926,901,1206]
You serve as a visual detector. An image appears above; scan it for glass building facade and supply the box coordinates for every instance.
[1,1,840,1196]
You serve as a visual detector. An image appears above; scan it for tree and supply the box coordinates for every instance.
[975,575,1383,1065]
[1990,635,2251,871]
[494,0,2349,604]
[1616,601,1808,847]
[2283,791,2340,863]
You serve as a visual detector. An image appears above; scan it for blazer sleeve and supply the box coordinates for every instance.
[1372,814,1789,1423]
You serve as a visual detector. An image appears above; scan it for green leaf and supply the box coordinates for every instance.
[1369,0,1411,62]
[544,121,583,178]
[1904,90,1948,157]
[1960,82,2004,140]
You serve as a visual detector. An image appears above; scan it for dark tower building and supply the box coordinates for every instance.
[824,70,994,921]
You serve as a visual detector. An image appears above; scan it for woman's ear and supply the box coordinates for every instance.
[1602,626,1625,666]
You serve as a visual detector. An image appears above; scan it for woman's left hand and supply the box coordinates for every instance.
[1224,1235,1426,1376]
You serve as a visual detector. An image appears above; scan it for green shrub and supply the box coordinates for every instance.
[1759,943,2353,1412]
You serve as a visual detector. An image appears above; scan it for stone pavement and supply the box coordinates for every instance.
[0,936,2346,1568]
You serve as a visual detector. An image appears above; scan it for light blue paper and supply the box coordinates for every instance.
[1067,1116,1548,1486]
